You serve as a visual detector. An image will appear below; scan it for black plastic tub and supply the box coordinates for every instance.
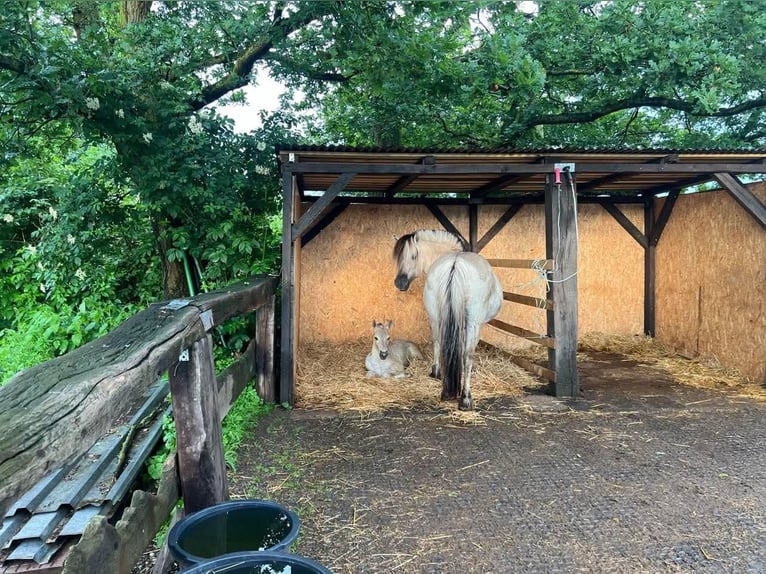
[183,551,333,574]
[168,500,300,570]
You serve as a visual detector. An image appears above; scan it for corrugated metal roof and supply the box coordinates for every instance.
[0,379,169,568]
[277,143,766,155]
[276,146,766,201]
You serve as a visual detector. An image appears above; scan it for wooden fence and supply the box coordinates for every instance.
[483,258,558,383]
[0,276,278,518]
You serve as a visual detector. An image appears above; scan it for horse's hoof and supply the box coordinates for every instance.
[458,397,473,411]
[430,365,440,379]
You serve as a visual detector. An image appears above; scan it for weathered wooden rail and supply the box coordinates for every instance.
[0,276,278,561]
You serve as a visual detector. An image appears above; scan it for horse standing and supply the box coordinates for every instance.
[365,320,424,378]
[393,230,502,410]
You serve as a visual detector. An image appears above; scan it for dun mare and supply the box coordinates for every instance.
[393,230,502,409]
[365,320,423,378]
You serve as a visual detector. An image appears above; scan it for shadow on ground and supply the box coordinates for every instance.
[225,352,766,574]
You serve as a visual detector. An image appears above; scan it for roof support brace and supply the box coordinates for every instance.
[713,172,766,230]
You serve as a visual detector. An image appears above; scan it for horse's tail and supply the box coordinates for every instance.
[439,259,467,400]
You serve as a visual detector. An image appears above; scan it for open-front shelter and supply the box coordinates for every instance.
[278,147,766,404]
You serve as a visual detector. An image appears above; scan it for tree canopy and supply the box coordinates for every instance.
[1,0,765,376]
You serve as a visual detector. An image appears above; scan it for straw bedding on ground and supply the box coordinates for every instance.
[297,332,766,415]
[295,339,540,415]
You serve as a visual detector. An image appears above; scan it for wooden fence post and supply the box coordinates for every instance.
[255,294,276,403]
[545,167,579,397]
[168,334,228,513]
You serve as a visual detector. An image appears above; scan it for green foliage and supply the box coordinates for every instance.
[295,0,766,148]
[145,412,177,483]
[221,386,274,471]
[145,386,274,482]
[3,0,766,381]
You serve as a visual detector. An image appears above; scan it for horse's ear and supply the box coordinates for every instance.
[387,320,394,329]
[372,320,377,328]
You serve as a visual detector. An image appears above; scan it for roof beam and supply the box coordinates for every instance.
[650,189,681,246]
[471,173,531,199]
[426,204,465,245]
[292,172,355,241]
[577,155,675,193]
[477,205,524,252]
[713,172,766,230]
[286,162,766,176]
[602,204,648,249]
[302,200,350,247]
[384,174,417,198]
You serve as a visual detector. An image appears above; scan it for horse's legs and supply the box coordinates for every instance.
[428,315,441,379]
[458,321,482,410]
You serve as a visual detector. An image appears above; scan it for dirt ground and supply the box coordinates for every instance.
[136,351,766,573]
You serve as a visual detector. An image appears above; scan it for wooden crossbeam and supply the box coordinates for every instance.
[487,258,554,270]
[503,291,553,310]
[489,319,555,348]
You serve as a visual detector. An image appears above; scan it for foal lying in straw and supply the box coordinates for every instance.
[365,320,424,378]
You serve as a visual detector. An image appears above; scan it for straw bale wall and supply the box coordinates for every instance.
[298,203,644,353]
[656,183,766,383]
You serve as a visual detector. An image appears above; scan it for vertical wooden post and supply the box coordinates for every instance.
[469,204,478,252]
[169,334,228,513]
[644,196,656,337]
[255,294,276,402]
[545,167,579,397]
[280,167,297,405]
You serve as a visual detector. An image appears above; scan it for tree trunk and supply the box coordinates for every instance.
[120,1,152,26]
[152,217,188,299]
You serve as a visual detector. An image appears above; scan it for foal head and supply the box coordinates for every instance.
[393,229,466,291]
[371,320,393,359]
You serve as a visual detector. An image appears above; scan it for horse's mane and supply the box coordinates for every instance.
[393,229,466,263]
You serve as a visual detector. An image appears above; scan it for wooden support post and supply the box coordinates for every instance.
[545,167,579,397]
[644,196,656,337]
[280,168,298,405]
[169,334,228,513]
[255,294,276,402]
[469,204,478,252]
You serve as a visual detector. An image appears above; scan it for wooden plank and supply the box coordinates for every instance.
[511,355,556,382]
[650,188,680,245]
[644,198,656,337]
[302,200,349,247]
[280,169,297,406]
[426,204,465,244]
[284,161,766,175]
[602,203,648,249]
[292,172,355,241]
[168,334,228,514]
[385,174,418,197]
[477,204,523,252]
[545,170,579,397]
[488,319,555,348]
[503,291,554,310]
[255,294,276,402]
[471,173,530,198]
[192,276,278,328]
[216,337,256,420]
[714,172,766,230]
[0,305,206,511]
[469,204,478,251]
[480,340,556,382]
[487,258,554,270]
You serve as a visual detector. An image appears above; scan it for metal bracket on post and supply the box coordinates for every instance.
[179,349,190,362]
[200,310,214,331]
[161,299,192,311]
